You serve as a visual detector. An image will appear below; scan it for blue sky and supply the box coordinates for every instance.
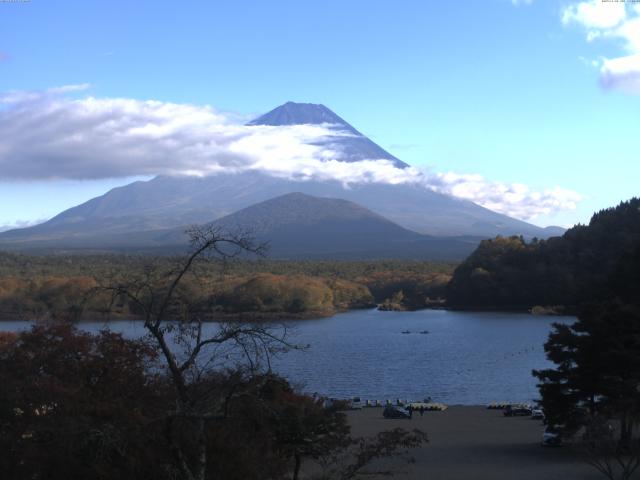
[0,0,638,230]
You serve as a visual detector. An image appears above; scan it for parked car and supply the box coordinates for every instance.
[531,408,545,420]
[542,426,563,446]
[503,404,532,416]
[383,405,411,419]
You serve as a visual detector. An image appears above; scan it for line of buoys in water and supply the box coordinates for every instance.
[501,346,538,358]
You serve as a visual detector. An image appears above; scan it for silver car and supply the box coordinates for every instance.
[531,408,545,420]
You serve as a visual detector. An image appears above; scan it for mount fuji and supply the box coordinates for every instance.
[0,102,563,257]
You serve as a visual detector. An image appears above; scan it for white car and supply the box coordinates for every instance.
[531,409,545,420]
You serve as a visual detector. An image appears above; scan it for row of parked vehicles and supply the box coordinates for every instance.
[488,402,544,419]
[495,403,562,446]
[502,404,544,419]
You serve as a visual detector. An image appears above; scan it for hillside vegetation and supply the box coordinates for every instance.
[0,255,454,320]
[446,198,640,310]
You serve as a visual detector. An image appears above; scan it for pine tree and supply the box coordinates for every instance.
[534,302,640,443]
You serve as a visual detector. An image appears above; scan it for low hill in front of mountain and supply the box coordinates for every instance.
[161,192,482,260]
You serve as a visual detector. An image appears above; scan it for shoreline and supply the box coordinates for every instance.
[442,305,576,316]
[0,308,350,323]
[0,304,578,323]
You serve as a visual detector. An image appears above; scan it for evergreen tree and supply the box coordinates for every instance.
[534,303,640,445]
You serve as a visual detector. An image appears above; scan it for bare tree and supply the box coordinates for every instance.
[314,428,428,480]
[581,416,640,480]
[92,225,429,480]
[100,225,293,480]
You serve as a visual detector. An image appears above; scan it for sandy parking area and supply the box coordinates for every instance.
[345,406,601,480]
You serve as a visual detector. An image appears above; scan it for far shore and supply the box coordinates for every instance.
[0,308,352,323]
[442,304,576,316]
[0,303,577,323]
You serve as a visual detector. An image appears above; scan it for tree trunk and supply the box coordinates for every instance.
[165,417,197,480]
[293,452,302,480]
[621,416,628,444]
[194,417,208,480]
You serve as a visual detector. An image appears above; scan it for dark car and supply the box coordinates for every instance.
[383,405,411,419]
[542,426,563,446]
[503,405,532,417]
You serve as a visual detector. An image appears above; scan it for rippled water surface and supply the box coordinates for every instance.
[1,309,572,405]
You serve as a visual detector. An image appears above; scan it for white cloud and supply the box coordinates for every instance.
[511,0,534,6]
[48,83,91,94]
[0,219,45,233]
[0,87,582,221]
[562,1,640,94]
[426,173,582,220]
[614,14,640,51]
[0,84,90,105]
[600,53,640,93]
[562,0,626,29]
[578,55,601,68]
[586,30,601,42]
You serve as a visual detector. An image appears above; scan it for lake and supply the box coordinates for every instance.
[0,309,572,405]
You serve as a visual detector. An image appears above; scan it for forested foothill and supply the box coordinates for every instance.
[0,255,454,321]
[440,197,640,477]
[503,198,640,479]
[446,198,640,312]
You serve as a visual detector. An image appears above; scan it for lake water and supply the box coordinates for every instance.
[0,309,572,405]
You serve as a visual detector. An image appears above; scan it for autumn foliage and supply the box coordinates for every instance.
[0,323,425,480]
[0,255,455,320]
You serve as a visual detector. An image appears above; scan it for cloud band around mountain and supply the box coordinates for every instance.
[0,87,581,221]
